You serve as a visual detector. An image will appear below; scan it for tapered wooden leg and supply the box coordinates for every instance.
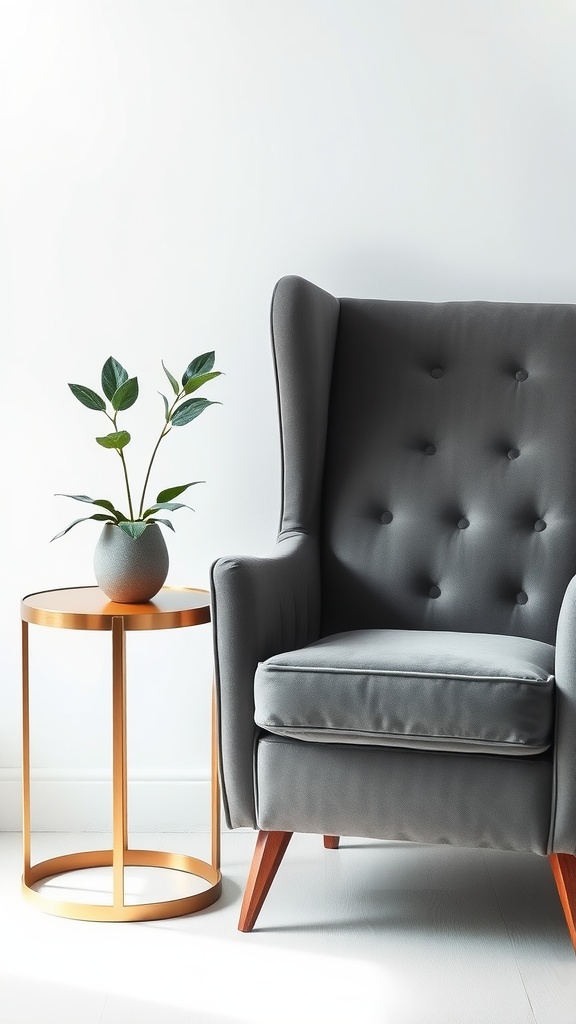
[324,835,340,849]
[238,830,293,932]
[550,853,576,951]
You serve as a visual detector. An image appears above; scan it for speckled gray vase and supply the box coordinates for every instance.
[94,523,169,603]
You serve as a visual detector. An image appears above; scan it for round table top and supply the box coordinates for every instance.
[21,586,211,631]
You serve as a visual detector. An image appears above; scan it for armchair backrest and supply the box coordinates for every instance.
[271,276,576,645]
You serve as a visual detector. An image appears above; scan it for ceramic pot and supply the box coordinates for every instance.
[94,523,169,603]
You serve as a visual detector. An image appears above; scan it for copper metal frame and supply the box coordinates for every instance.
[21,586,222,922]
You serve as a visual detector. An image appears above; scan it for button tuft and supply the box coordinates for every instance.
[380,511,393,525]
[515,369,529,382]
[516,591,528,605]
[425,444,437,456]
[457,517,470,530]
[429,585,441,599]
[534,518,547,532]
[430,367,444,379]
[507,447,520,461]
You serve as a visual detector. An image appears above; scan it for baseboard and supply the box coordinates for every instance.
[0,768,215,832]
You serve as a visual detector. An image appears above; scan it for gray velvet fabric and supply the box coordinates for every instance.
[211,275,576,853]
[321,298,576,643]
[211,277,338,829]
[271,275,340,537]
[550,574,576,851]
[255,629,555,755]
[256,736,552,854]
[210,533,321,829]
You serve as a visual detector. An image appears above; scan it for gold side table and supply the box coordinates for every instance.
[20,585,222,922]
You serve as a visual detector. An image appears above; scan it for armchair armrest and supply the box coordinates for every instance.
[210,532,320,829]
[552,573,576,852]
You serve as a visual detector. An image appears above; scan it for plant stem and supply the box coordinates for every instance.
[137,391,182,516]
[107,409,135,521]
[119,450,135,520]
[138,426,170,516]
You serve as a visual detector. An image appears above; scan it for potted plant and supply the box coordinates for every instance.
[52,352,222,602]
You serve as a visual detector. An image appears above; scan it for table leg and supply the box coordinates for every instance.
[211,684,221,871]
[112,616,127,909]
[21,621,31,877]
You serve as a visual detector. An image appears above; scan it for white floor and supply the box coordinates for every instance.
[2,830,576,1024]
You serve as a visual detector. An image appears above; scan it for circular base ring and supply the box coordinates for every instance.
[22,848,222,922]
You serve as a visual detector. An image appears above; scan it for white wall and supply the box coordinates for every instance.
[2,0,576,831]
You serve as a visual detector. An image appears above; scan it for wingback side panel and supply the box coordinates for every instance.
[211,276,339,829]
[271,275,340,537]
[321,299,576,645]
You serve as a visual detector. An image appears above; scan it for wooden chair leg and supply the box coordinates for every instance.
[550,853,576,951]
[323,835,340,849]
[238,830,293,932]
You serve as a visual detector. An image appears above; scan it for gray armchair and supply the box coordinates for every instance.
[211,275,576,944]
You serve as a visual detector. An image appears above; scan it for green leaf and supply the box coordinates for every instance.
[159,392,170,422]
[101,357,128,401]
[171,397,220,427]
[68,383,106,411]
[50,513,114,541]
[91,498,119,514]
[162,360,180,396]
[111,376,139,411]
[142,501,193,518]
[118,521,149,539]
[55,492,100,504]
[182,352,215,385]
[183,370,222,396]
[146,517,175,531]
[156,482,203,502]
[96,430,131,450]
[55,494,124,518]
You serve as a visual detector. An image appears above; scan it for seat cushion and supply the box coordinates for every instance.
[254,629,555,756]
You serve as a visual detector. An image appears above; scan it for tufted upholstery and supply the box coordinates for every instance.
[211,276,576,933]
[320,298,576,643]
